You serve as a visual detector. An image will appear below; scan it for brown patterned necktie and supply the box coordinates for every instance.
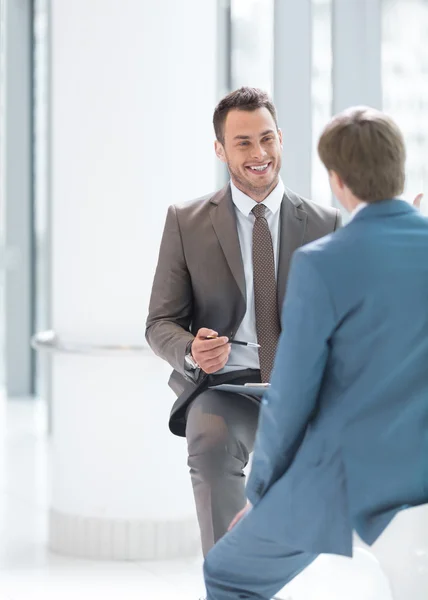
[252,203,281,382]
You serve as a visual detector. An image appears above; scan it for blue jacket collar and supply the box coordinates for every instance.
[351,198,417,222]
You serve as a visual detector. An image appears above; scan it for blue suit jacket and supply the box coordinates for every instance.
[246,199,428,557]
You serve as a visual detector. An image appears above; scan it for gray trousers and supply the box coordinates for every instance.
[186,388,260,556]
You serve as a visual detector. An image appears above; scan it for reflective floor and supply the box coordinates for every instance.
[0,396,206,600]
[0,395,397,600]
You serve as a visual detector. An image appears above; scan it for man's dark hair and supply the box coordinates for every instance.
[213,87,278,144]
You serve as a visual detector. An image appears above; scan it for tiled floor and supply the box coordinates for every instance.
[0,394,396,600]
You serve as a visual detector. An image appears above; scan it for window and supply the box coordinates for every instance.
[33,0,50,394]
[382,0,428,213]
[230,0,274,93]
[311,0,333,206]
[0,0,6,386]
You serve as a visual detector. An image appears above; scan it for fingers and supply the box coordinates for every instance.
[228,508,244,531]
[197,337,229,352]
[202,347,231,373]
[413,193,423,210]
[228,503,252,531]
[192,327,231,373]
[197,328,218,338]
[228,517,238,532]
[197,344,231,373]
[202,344,231,363]
[195,329,229,351]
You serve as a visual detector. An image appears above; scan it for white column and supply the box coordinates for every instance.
[332,0,382,112]
[48,0,218,560]
[274,0,312,198]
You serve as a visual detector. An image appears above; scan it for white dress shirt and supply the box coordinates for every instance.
[220,179,285,373]
[350,201,368,219]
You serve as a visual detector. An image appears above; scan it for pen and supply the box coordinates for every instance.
[204,335,260,348]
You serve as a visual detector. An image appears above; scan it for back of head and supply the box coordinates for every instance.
[318,106,406,203]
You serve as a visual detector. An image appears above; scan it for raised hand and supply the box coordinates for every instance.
[413,193,423,211]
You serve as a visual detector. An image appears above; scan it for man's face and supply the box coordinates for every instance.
[215,107,283,200]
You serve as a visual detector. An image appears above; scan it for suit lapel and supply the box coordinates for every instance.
[210,185,246,301]
[209,185,308,309]
[277,189,308,309]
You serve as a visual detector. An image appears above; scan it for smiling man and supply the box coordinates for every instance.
[146,87,341,566]
[214,105,282,202]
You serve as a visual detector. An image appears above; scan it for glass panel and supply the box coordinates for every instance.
[230,0,274,93]
[382,0,428,214]
[311,0,333,207]
[33,0,49,394]
[0,0,6,388]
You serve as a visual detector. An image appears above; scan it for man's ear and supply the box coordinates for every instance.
[215,140,227,163]
[278,128,283,149]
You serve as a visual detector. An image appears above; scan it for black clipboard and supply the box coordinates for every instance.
[208,383,270,397]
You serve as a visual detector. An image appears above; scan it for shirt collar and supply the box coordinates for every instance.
[350,201,368,219]
[230,179,285,218]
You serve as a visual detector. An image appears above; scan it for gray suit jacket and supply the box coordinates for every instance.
[146,184,341,436]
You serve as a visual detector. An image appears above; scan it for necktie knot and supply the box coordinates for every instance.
[252,203,267,219]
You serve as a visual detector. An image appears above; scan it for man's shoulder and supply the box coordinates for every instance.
[294,219,355,285]
[284,187,339,225]
[172,186,229,216]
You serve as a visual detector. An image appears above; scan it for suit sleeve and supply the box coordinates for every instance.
[246,250,336,505]
[145,205,195,376]
[334,208,343,231]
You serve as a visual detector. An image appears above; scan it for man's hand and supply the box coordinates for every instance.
[413,193,423,211]
[191,328,231,374]
[228,501,252,531]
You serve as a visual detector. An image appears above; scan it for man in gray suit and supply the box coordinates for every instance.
[146,87,341,557]
[203,107,428,599]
